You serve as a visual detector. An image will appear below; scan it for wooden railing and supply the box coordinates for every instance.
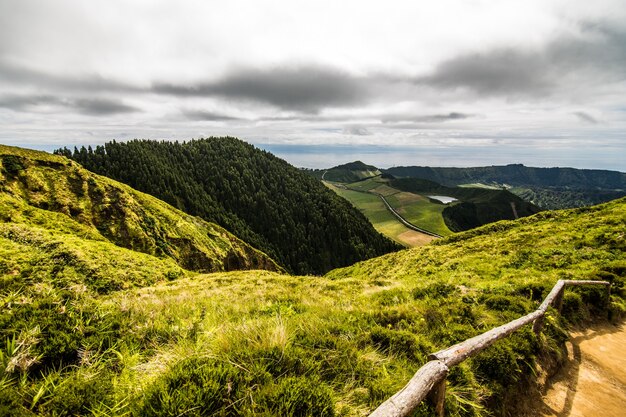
[369,279,611,417]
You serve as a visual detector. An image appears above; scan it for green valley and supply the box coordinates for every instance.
[314,163,541,247]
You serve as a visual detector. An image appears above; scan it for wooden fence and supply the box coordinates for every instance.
[369,279,611,417]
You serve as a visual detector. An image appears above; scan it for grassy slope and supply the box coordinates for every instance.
[2,196,624,416]
[332,177,452,239]
[385,192,452,236]
[325,182,431,247]
[0,145,280,274]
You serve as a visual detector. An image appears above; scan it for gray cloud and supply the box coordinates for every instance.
[153,66,368,112]
[182,109,242,121]
[0,59,138,94]
[572,111,599,124]
[416,25,626,97]
[0,93,138,115]
[72,98,138,115]
[343,125,371,136]
[0,94,64,110]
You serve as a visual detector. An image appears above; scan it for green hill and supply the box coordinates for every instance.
[57,139,399,274]
[2,168,623,417]
[385,164,626,209]
[0,144,280,277]
[317,160,382,183]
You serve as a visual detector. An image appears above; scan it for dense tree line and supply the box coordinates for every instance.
[56,138,400,274]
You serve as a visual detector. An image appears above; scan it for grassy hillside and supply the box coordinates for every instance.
[0,145,279,274]
[325,182,437,246]
[2,190,623,416]
[58,139,400,274]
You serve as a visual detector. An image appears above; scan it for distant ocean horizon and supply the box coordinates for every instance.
[254,143,626,172]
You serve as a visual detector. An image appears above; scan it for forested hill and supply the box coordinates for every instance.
[57,138,400,274]
[307,161,382,183]
[385,164,626,189]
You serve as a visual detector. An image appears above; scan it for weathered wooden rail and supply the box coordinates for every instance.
[369,279,611,417]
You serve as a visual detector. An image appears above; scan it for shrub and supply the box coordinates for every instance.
[44,370,114,416]
[137,357,255,417]
[483,295,528,315]
[369,327,431,362]
[412,282,457,299]
[472,341,520,386]
[561,292,588,323]
[267,376,335,417]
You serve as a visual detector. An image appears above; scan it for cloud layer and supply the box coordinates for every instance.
[1,0,625,170]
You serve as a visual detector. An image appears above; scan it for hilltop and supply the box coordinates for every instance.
[58,139,400,274]
[309,161,382,183]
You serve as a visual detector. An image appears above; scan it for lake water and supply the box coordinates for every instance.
[427,195,457,204]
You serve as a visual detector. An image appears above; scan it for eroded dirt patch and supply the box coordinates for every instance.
[524,322,626,417]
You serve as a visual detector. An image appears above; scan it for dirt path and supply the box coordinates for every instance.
[529,322,626,417]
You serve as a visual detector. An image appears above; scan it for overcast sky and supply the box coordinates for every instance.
[1,0,625,170]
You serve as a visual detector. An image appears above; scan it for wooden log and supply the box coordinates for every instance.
[369,360,449,417]
[537,280,566,312]
[369,279,610,417]
[561,280,611,287]
[430,310,544,367]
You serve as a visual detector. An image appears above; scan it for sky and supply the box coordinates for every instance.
[1,0,625,170]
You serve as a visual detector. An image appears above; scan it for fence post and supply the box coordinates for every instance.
[554,287,565,313]
[532,315,544,335]
[428,377,447,417]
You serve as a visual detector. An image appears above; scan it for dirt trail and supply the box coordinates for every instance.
[528,322,626,417]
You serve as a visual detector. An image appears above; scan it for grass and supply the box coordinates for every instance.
[325,183,433,247]
[2,145,625,416]
[2,194,624,416]
[385,192,453,236]
[327,178,452,242]
[0,144,280,274]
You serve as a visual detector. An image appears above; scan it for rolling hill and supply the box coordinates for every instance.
[57,138,400,275]
[310,160,382,183]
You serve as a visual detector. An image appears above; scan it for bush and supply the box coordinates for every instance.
[561,292,588,323]
[44,370,114,416]
[412,282,457,299]
[137,357,255,417]
[369,327,431,362]
[267,376,335,417]
[472,341,520,386]
[483,295,529,315]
